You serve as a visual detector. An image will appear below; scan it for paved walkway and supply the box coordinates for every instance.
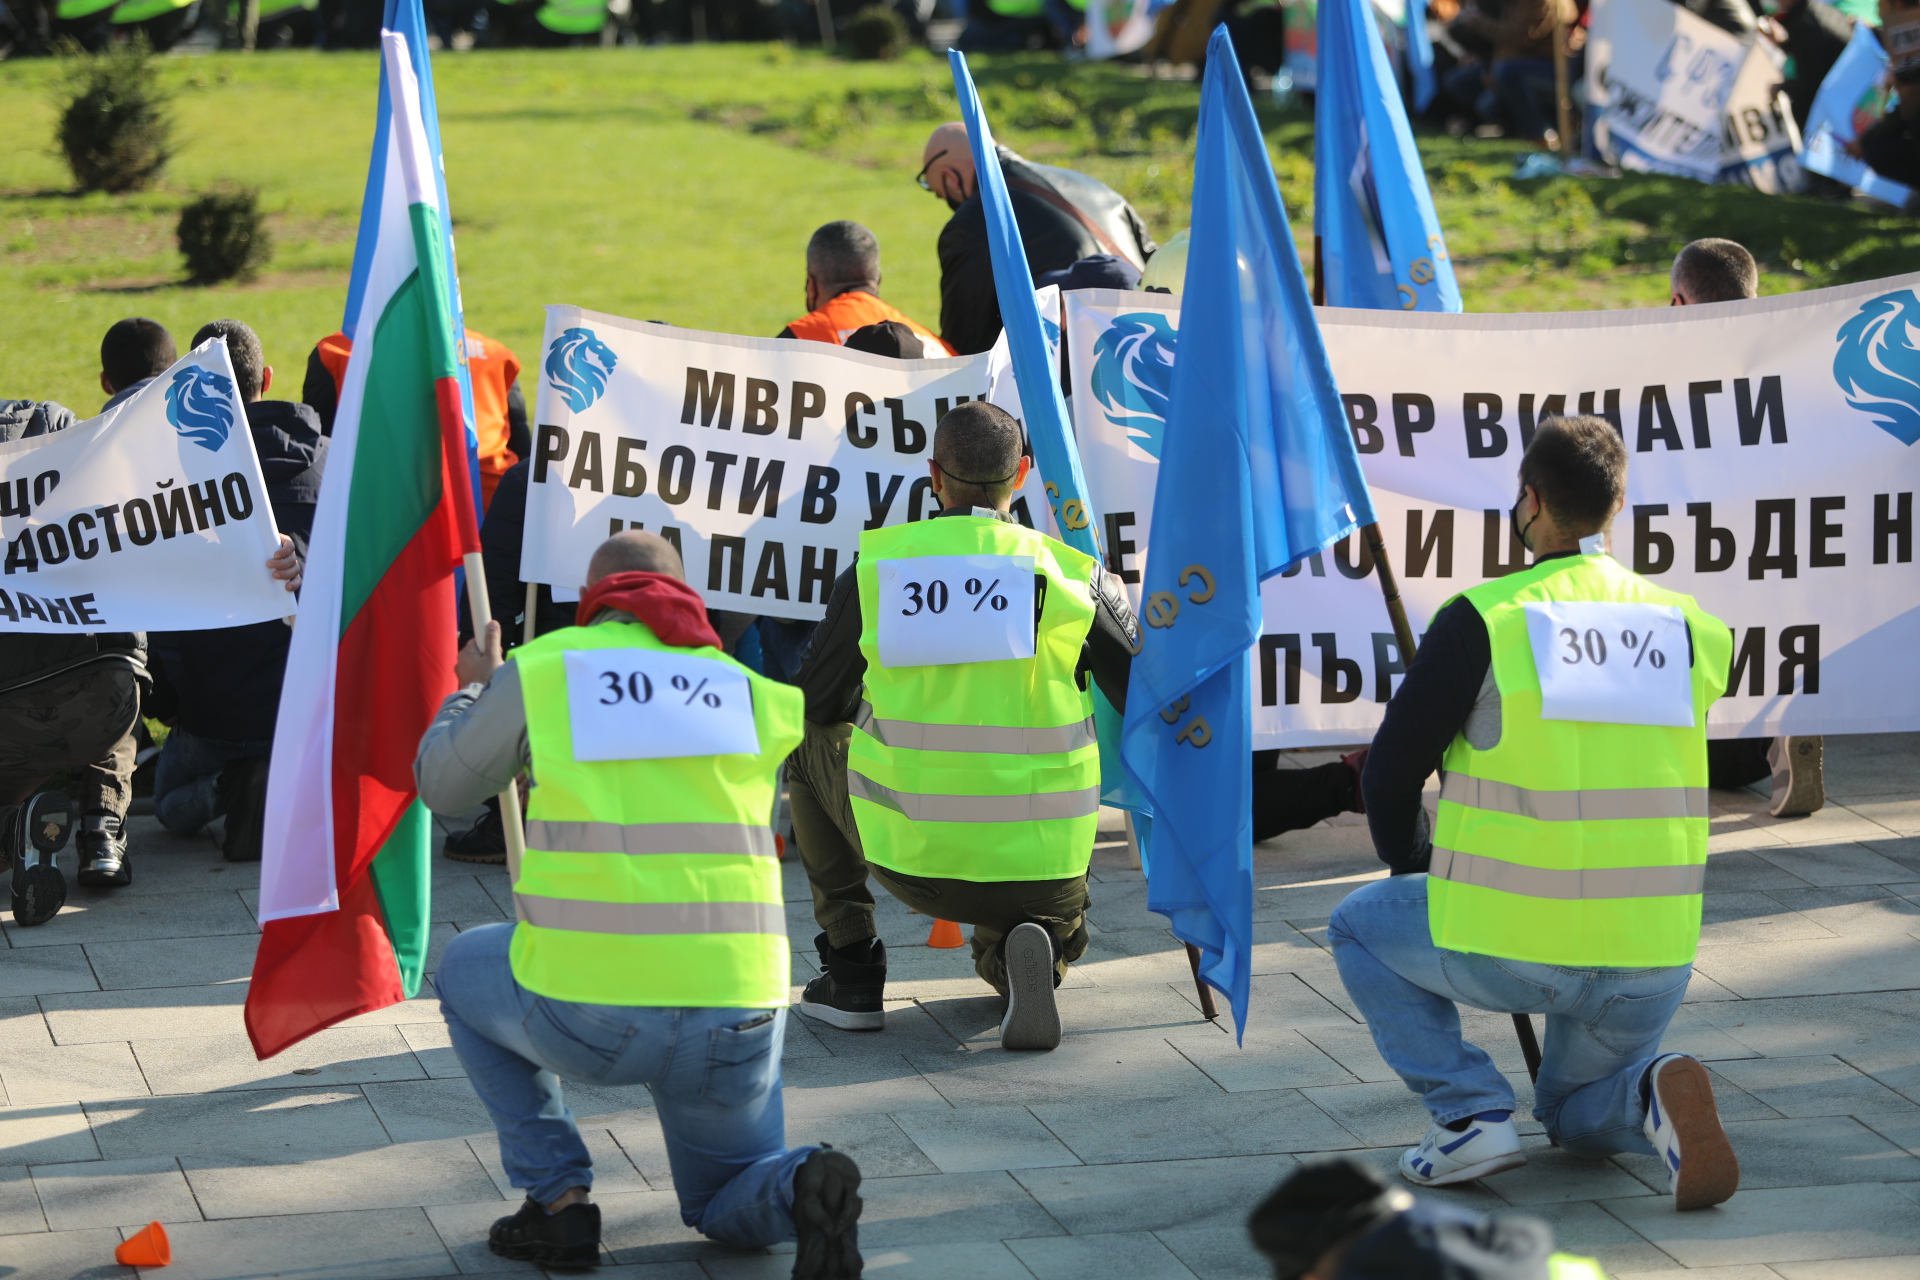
[3,734,1919,1279]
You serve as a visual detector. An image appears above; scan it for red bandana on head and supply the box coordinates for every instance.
[574,571,722,650]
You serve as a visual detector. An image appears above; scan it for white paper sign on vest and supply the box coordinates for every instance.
[875,553,1037,668]
[564,649,757,760]
[1065,277,1920,746]
[522,306,1057,622]
[0,338,289,634]
[1524,600,1695,727]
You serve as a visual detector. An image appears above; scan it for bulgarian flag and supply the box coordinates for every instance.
[247,9,482,1059]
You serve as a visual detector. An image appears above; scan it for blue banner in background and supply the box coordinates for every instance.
[1315,0,1461,312]
[1124,27,1378,1040]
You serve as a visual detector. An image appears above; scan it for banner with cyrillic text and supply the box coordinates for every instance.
[0,339,289,633]
[522,306,1058,621]
[1065,278,1920,745]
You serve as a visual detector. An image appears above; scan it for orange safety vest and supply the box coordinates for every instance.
[785,290,953,356]
[316,328,524,510]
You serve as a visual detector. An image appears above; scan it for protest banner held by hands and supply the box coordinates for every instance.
[1066,274,1920,746]
[0,337,290,634]
[520,305,1058,620]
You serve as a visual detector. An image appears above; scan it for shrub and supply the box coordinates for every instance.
[177,189,273,285]
[54,38,174,194]
[841,4,909,60]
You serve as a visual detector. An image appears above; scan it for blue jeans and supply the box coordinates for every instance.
[435,923,814,1247]
[1328,874,1691,1158]
[152,728,269,835]
[1492,58,1557,142]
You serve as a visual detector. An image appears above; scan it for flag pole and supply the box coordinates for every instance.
[462,556,525,889]
[1552,7,1573,154]
[1356,522,1544,1089]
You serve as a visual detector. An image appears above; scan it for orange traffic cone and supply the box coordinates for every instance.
[116,1221,171,1267]
[927,918,964,948]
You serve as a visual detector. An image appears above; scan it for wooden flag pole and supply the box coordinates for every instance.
[1186,943,1220,1020]
[460,555,525,891]
[1552,7,1574,155]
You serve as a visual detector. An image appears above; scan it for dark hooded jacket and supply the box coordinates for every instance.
[939,146,1157,356]
[145,400,327,743]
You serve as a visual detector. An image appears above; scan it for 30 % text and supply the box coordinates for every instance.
[1555,627,1667,670]
[597,669,726,708]
[900,576,1010,617]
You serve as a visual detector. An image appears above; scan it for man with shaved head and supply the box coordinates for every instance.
[787,402,1142,1050]
[416,530,866,1278]
[779,221,950,355]
[917,121,1156,354]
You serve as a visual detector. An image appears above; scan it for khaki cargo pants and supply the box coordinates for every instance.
[785,720,1090,994]
[0,665,140,820]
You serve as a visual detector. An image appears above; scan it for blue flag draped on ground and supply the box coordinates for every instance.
[1315,0,1460,312]
[1123,27,1379,1039]
[948,51,1100,561]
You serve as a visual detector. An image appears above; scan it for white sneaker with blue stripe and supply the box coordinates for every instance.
[1399,1113,1526,1187]
[1642,1053,1739,1209]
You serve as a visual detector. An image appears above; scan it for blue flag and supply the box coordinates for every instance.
[1123,26,1378,1040]
[949,50,1100,560]
[1405,0,1436,114]
[1315,0,1460,312]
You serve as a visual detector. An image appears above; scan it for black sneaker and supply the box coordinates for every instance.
[487,1196,600,1269]
[444,799,507,864]
[76,811,131,888]
[9,792,73,927]
[791,1145,863,1280]
[798,933,886,1031]
[220,756,269,863]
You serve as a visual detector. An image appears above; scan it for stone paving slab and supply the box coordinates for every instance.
[4,734,1919,1277]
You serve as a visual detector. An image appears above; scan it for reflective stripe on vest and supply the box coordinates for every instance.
[849,770,1101,823]
[1428,553,1731,969]
[850,516,1101,882]
[1431,847,1709,900]
[854,700,1097,755]
[510,620,801,1007]
[1440,775,1710,822]
[524,820,777,858]
[514,895,787,936]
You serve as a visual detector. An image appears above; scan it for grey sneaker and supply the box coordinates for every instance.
[1767,736,1825,818]
[999,922,1062,1051]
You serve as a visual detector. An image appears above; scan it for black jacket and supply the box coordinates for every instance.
[0,401,145,696]
[459,456,575,648]
[146,401,328,743]
[939,147,1157,356]
[794,507,1142,726]
[1779,0,1857,126]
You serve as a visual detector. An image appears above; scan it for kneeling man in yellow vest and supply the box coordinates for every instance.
[417,531,864,1277]
[785,402,1141,1050]
[1330,416,1740,1210]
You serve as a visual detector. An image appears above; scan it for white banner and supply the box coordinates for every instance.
[1800,23,1916,207]
[522,306,1059,620]
[1588,0,1799,192]
[1065,279,1920,746]
[0,340,288,634]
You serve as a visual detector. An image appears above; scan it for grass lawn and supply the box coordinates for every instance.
[4,42,1917,414]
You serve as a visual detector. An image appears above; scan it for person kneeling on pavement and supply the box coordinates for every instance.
[1249,1157,1603,1280]
[789,401,1142,1051]
[415,530,864,1278]
[147,320,326,862]
[1331,415,1740,1209]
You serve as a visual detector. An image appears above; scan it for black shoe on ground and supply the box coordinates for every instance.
[444,799,507,864]
[487,1196,601,1269]
[9,792,73,926]
[219,756,269,862]
[791,1145,863,1280]
[76,811,131,888]
[798,933,886,1031]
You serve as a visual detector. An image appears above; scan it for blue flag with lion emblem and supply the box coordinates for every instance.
[1123,29,1378,1040]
